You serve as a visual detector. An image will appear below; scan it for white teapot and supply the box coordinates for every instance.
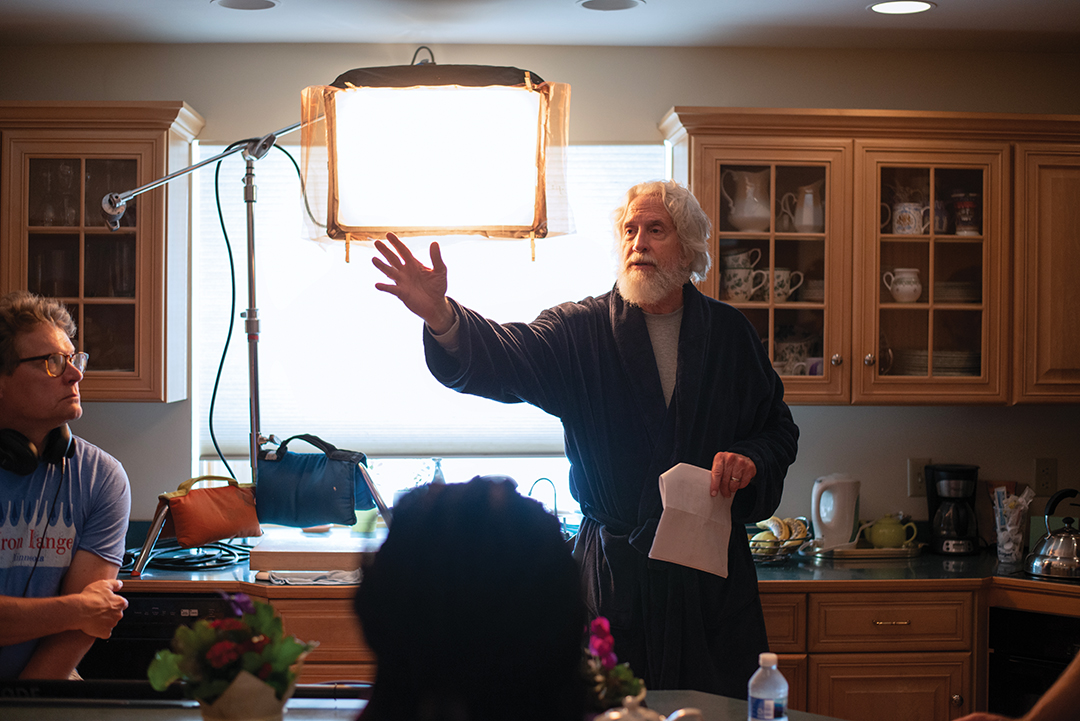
[596,689,702,721]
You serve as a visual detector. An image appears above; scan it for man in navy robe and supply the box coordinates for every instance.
[372,180,799,698]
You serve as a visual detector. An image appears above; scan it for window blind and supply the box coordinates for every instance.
[194,144,667,460]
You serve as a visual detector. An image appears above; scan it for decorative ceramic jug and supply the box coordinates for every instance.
[721,169,771,232]
[596,689,702,721]
[780,179,825,233]
[882,268,922,303]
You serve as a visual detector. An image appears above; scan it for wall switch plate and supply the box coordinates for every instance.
[908,457,931,497]
[1035,458,1058,496]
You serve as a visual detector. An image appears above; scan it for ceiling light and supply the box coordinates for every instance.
[212,0,280,10]
[577,0,644,11]
[869,1,935,15]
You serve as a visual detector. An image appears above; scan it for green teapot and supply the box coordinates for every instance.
[864,513,917,549]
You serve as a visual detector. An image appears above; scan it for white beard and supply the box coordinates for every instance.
[616,259,688,308]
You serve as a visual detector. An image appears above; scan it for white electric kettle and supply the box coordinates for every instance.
[811,474,862,550]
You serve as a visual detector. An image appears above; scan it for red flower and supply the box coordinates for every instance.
[590,617,610,636]
[245,635,269,654]
[210,618,246,632]
[206,640,242,668]
[256,662,273,680]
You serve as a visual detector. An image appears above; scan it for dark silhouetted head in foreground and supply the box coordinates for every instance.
[355,476,586,721]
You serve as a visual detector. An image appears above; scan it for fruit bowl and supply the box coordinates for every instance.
[745,516,812,563]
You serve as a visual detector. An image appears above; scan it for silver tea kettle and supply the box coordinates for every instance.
[1026,488,1080,579]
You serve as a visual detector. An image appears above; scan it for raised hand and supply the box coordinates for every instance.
[372,233,455,333]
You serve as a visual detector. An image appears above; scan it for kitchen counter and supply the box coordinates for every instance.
[0,689,845,721]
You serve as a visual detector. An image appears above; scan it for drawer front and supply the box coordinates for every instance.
[271,598,376,665]
[761,592,806,653]
[809,592,972,653]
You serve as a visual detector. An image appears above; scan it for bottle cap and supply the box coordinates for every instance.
[759,652,778,666]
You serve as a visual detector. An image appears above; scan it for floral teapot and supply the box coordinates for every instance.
[721,168,771,232]
[596,689,702,721]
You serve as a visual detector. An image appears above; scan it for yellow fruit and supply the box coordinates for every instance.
[750,530,778,554]
[756,516,790,541]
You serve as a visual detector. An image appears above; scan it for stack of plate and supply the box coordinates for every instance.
[889,349,981,376]
[934,281,981,303]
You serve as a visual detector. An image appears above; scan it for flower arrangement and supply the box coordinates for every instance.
[148,592,317,713]
[582,617,644,711]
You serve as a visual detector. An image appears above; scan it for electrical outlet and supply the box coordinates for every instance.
[1035,458,1058,496]
[907,457,931,497]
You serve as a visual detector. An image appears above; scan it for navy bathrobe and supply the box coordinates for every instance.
[424,282,799,698]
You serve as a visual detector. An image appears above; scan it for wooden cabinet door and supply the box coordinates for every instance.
[1013,143,1080,401]
[677,135,853,403]
[852,139,1010,404]
[0,101,202,401]
[270,597,377,682]
[809,652,970,721]
[777,653,808,713]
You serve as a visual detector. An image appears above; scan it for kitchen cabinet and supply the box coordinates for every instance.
[1013,143,1080,401]
[759,586,976,720]
[661,107,1080,404]
[0,101,203,401]
[269,596,377,683]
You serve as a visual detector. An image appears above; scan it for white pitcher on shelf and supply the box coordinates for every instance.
[721,168,771,232]
[779,179,825,233]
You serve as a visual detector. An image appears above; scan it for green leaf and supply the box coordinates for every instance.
[147,649,182,691]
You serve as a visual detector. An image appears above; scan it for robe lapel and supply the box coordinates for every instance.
[610,289,668,441]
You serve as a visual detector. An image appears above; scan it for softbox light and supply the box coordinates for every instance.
[301,64,571,243]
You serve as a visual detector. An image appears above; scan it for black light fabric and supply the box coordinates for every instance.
[423,283,799,697]
[331,64,544,89]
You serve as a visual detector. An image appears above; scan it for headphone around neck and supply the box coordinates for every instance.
[0,424,75,476]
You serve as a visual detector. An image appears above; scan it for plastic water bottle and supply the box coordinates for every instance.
[748,652,788,721]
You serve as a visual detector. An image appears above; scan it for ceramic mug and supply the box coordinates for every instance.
[722,267,768,302]
[720,247,761,269]
[933,200,949,234]
[881,201,930,235]
[775,336,815,366]
[772,360,806,376]
[807,356,825,376]
[953,193,981,235]
[772,267,805,302]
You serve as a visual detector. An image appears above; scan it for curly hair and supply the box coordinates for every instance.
[355,477,586,721]
[0,291,76,376]
[612,180,713,283]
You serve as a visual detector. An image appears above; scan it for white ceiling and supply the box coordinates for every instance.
[0,0,1078,52]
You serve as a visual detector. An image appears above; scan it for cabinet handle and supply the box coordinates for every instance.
[951,694,964,707]
[864,353,876,366]
[830,353,842,366]
[872,620,910,626]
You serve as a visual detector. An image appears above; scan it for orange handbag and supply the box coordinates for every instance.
[155,475,262,548]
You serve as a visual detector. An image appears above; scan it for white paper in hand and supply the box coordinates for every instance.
[648,462,733,577]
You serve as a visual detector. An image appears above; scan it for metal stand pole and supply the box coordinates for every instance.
[241,152,263,484]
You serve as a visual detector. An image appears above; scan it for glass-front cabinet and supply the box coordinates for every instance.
[1,102,203,401]
[853,142,1009,403]
[666,129,852,403]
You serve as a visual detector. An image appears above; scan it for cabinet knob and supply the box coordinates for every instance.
[864,353,876,366]
[830,353,842,366]
[951,694,964,707]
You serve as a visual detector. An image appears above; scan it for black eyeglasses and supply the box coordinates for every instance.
[17,352,89,377]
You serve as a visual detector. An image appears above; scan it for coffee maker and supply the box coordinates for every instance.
[926,463,980,555]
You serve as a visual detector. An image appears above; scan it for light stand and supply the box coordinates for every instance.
[103,122,299,486]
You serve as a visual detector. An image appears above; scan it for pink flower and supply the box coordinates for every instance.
[590,617,611,636]
[206,640,242,668]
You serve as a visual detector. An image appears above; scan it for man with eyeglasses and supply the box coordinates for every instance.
[0,291,130,679]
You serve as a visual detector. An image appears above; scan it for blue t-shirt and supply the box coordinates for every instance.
[0,437,130,678]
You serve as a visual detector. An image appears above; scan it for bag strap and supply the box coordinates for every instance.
[264,434,367,466]
[158,475,244,501]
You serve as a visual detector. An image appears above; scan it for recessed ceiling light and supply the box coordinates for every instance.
[577,0,644,11]
[212,0,280,10]
[869,1,935,14]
